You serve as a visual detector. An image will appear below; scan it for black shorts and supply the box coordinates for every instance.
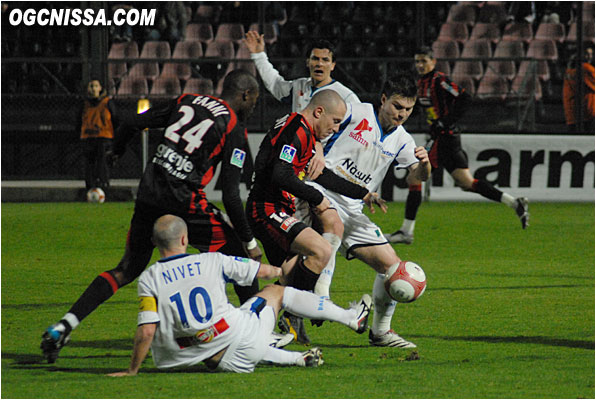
[428,134,469,173]
[246,199,308,267]
[118,201,244,282]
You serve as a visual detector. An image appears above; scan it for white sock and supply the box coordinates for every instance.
[400,219,416,235]
[500,192,516,208]
[61,313,80,330]
[371,273,396,336]
[261,346,304,365]
[314,233,341,298]
[282,287,354,328]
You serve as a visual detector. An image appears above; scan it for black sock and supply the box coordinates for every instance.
[233,277,260,304]
[67,272,119,323]
[405,185,422,220]
[472,179,503,202]
[290,258,320,292]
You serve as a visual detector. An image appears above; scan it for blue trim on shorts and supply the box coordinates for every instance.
[249,297,267,316]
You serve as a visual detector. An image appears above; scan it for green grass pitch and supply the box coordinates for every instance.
[1,201,594,398]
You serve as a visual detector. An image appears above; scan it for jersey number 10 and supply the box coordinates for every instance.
[169,286,213,328]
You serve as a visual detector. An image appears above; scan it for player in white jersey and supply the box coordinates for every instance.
[295,71,431,348]
[107,215,372,375]
[244,31,360,113]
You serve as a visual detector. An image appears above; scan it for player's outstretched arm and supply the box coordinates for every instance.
[243,31,265,53]
[107,323,156,377]
[410,146,431,182]
[257,263,283,280]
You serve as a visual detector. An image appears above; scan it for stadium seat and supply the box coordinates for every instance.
[461,39,493,58]
[160,62,192,81]
[469,23,501,44]
[583,2,595,20]
[150,76,181,96]
[566,21,595,44]
[511,74,542,101]
[248,22,278,44]
[485,59,517,81]
[128,62,160,81]
[186,23,214,44]
[139,41,171,59]
[453,75,476,96]
[194,4,221,23]
[108,62,127,80]
[183,78,214,95]
[432,40,460,59]
[452,60,484,81]
[204,41,235,59]
[437,22,469,43]
[108,41,139,59]
[233,43,257,76]
[517,60,550,82]
[172,40,204,59]
[526,39,559,61]
[476,74,509,100]
[494,40,525,58]
[434,60,451,75]
[117,76,148,95]
[502,22,534,43]
[203,41,235,81]
[214,23,245,44]
[446,4,477,27]
[476,3,508,25]
[535,22,566,43]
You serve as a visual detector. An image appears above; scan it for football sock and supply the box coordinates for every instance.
[233,277,260,304]
[58,313,79,333]
[399,219,416,236]
[282,287,353,327]
[371,273,397,336]
[314,233,341,298]
[67,271,119,324]
[290,257,320,292]
[500,192,517,208]
[471,179,503,203]
[261,346,304,365]
[405,185,422,221]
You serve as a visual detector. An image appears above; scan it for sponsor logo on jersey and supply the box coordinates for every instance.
[234,256,249,263]
[348,119,372,147]
[230,148,246,168]
[280,144,297,163]
[341,159,372,185]
[153,144,194,180]
[280,216,300,232]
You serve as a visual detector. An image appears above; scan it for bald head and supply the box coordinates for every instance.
[221,69,259,97]
[302,90,347,140]
[152,215,188,253]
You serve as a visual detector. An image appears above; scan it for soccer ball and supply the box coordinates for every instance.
[384,261,426,303]
[86,188,106,203]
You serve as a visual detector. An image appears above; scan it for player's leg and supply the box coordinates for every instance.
[41,204,157,363]
[385,174,421,245]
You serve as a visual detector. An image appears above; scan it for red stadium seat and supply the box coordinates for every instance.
[108,62,127,80]
[527,39,558,61]
[150,76,181,96]
[535,22,566,43]
[214,23,245,44]
[477,3,508,25]
[494,40,525,58]
[435,60,451,75]
[108,41,139,59]
[128,62,160,81]
[186,23,214,44]
[511,74,542,101]
[566,21,595,44]
[476,74,509,100]
[248,22,278,44]
[160,63,192,81]
[485,59,517,81]
[173,40,204,59]
[117,76,148,95]
[453,75,476,96]
[469,23,501,44]
[432,40,460,59]
[183,78,214,95]
[461,39,492,58]
[194,4,221,23]
[437,22,469,43]
[452,60,484,81]
[204,41,235,59]
[446,4,477,27]
[517,60,551,82]
[233,42,256,76]
[502,22,533,43]
[139,41,171,59]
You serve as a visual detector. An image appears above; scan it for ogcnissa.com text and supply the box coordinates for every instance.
[8,8,156,27]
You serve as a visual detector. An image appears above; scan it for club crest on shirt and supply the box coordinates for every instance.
[230,148,246,168]
[280,144,297,163]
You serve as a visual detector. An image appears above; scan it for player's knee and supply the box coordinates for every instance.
[311,240,332,272]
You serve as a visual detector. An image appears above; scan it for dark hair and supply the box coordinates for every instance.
[307,39,336,62]
[415,46,434,59]
[381,70,418,99]
[221,69,259,96]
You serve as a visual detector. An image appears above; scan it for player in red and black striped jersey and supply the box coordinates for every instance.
[41,71,263,363]
[247,91,384,344]
[385,47,529,245]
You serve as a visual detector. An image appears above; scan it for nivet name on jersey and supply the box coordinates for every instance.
[161,261,202,284]
[153,144,194,179]
[192,96,229,117]
[340,159,372,185]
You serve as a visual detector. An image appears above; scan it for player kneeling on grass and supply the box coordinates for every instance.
[108,215,371,375]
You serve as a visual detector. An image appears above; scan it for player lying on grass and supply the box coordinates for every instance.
[107,215,372,375]
[293,71,431,349]
[246,90,386,345]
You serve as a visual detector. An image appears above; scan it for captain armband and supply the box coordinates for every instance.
[138,296,157,313]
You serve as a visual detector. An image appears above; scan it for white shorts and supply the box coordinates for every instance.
[217,299,276,373]
[295,190,388,260]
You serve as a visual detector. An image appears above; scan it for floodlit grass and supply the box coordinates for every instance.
[1,201,594,398]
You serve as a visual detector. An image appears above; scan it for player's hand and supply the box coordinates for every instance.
[414,146,429,165]
[313,196,331,215]
[307,143,325,180]
[243,31,265,53]
[107,370,137,377]
[245,245,262,262]
[363,192,387,214]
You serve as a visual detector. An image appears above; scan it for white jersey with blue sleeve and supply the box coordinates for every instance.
[316,102,419,212]
[250,52,360,112]
[136,252,260,369]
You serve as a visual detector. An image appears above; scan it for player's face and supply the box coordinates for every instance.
[414,54,436,76]
[379,93,416,129]
[307,48,336,86]
[87,80,102,98]
[314,103,346,140]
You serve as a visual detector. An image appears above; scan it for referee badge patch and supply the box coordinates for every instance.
[230,148,246,168]
[280,144,297,163]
